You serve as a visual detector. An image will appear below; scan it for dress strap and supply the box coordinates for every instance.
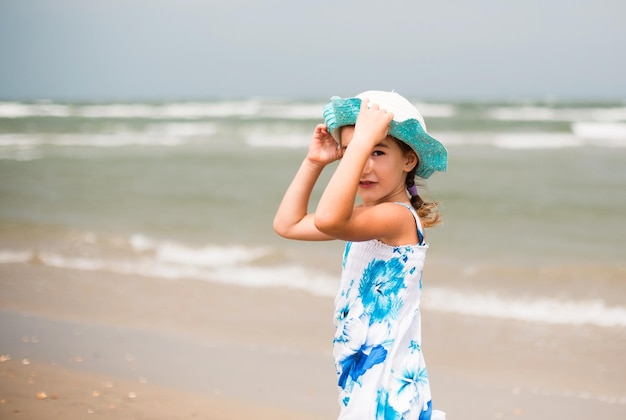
[394,202,425,245]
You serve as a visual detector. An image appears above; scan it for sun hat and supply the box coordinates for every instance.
[322,90,447,179]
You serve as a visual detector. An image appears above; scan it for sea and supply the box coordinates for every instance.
[1,98,625,329]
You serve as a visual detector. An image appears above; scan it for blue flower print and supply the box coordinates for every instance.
[409,340,421,354]
[388,361,429,414]
[392,245,414,263]
[375,389,402,420]
[336,300,350,324]
[334,285,352,325]
[359,258,407,323]
[335,318,394,390]
[333,315,373,363]
[342,242,352,268]
[397,364,428,397]
[419,400,433,420]
[338,344,387,389]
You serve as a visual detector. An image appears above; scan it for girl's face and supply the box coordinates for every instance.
[339,126,417,206]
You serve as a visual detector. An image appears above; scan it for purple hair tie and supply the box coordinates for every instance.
[408,185,418,197]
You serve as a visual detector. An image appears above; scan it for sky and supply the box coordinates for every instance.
[0,0,625,101]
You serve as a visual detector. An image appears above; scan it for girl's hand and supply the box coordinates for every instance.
[307,124,342,166]
[352,98,394,147]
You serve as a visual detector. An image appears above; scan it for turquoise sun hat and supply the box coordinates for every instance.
[322,90,448,179]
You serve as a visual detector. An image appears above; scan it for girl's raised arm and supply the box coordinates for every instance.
[273,124,341,241]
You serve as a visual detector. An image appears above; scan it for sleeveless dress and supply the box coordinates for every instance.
[333,203,435,420]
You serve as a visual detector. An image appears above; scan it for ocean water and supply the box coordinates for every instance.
[1,98,625,328]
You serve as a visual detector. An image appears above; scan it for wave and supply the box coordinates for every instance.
[0,250,34,264]
[2,100,625,155]
[245,133,310,148]
[2,233,625,328]
[0,124,217,149]
[1,129,624,160]
[0,100,456,121]
[3,101,626,126]
[0,101,263,119]
[423,287,626,328]
[571,122,626,146]
[433,131,626,149]
[0,101,329,121]
[487,105,626,122]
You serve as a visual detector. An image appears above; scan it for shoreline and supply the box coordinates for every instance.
[1,264,625,419]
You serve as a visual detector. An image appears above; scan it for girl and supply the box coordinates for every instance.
[274,91,447,420]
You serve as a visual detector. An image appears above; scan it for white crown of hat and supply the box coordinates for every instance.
[356,90,428,132]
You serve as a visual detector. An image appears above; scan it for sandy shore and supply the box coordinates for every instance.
[1,263,625,419]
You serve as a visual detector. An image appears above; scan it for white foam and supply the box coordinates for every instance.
[27,250,626,328]
[5,233,626,329]
[488,106,560,121]
[0,102,33,118]
[2,101,624,123]
[423,287,626,328]
[434,131,586,149]
[0,250,34,263]
[212,264,338,297]
[3,128,621,151]
[493,133,584,149]
[0,100,457,121]
[130,234,158,252]
[259,103,326,120]
[0,133,192,148]
[38,253,106,271]
[571,122,626,146]
[0,134,40,147]
[155,242,269,267]
[57,134,187,147]
[0,101,265,119]
[433,132,493,147]
[413,103,457,118]
[34,251,337,297]
[0,122,215,151]
[246,133,310,148]
[0,102,72,118]
[128,234,270,267]
[488,106,626,122]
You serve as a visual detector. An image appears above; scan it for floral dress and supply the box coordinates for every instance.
[333,203,434,420]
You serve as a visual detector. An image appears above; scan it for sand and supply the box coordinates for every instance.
[1,263,625,419]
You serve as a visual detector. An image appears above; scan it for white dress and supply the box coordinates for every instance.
[333,203,442,419]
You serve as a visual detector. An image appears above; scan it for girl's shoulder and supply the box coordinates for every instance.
[356,201,420,246]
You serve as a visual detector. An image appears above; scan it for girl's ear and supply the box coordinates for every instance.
[404,151,418,172]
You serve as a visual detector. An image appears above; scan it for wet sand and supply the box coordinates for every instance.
[1,264,625,419]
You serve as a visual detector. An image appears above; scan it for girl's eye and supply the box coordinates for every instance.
[372,150,385,156]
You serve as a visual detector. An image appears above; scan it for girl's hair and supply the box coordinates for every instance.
[395,140,442,228]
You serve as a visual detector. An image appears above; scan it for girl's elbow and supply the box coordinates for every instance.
[314,213,341,236]
[272,218,289,238]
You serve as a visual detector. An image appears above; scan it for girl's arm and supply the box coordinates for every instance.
[273,124,341,241]
[315,101,413,243]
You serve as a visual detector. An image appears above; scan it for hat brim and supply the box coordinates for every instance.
[322,96,447,179]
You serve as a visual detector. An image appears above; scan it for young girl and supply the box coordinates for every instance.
[274,91,447,420]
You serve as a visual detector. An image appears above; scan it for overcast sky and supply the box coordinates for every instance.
[1,0,624,101]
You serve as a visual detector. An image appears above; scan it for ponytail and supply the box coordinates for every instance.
[405,157,442,228]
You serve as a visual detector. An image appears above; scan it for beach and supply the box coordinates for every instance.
[1,262,625,419]
[1,98,625,418]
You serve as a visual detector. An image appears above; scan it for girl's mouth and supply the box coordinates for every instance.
[359,181,376,188]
